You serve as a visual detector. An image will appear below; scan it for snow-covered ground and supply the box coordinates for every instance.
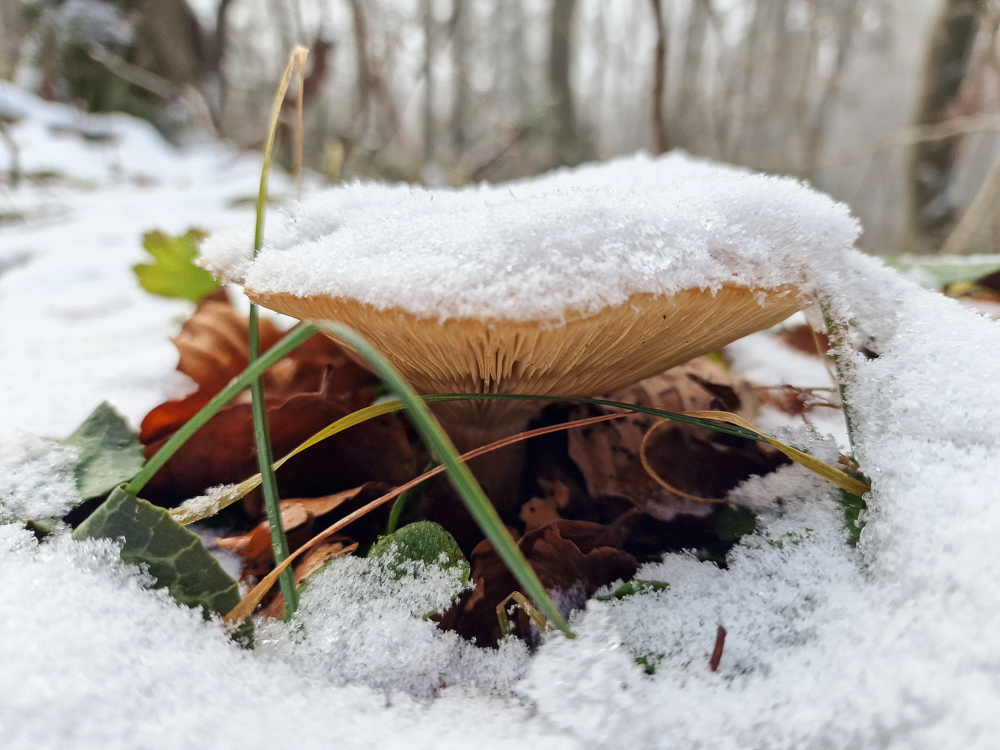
[2,84,1000,749]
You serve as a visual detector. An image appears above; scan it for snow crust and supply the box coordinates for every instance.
[200,152,861,322]
[4,86,1000,749]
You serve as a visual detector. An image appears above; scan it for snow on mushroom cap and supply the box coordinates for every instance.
[200,152,861,323]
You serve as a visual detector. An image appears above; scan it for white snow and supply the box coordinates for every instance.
[200,152,861,322]
[0,437,80,522]
[257,554,529,697]
[3,85,1000,749]
[0,81,285,453]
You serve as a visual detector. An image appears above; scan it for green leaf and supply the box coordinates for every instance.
[882,254,1000,288]
[133,228,221,302]
[63,402,146,500]
[716,505,757,542]
[73,487,252,643]
[595,579,670,601]
[369,521,470,586]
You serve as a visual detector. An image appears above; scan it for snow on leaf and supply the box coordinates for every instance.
[72,486,252,642]
[133,228,221,302]
[63,401,145,500]
[370,520,470,586]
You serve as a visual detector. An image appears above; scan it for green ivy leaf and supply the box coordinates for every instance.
[63,402,146,501]
[370,521,470,586]
[594,579,670,601]
[716,505,757,542]
[73,487,252,642]
[133,228,220,302]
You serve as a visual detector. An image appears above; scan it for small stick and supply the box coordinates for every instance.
[709,625,727,672]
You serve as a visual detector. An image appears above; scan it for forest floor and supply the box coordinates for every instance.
[2,83,1000,750]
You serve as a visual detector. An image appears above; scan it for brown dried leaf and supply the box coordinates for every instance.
[294,539,358,585]
[441,519,638,647]
[756,385,840,416]
[567,357,771,520]
[217,483,389,580]
[140,298,376,446]
[519,479,570,531]
[138,301,412,510]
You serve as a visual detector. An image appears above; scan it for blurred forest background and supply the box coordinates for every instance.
[2,0,1000,255]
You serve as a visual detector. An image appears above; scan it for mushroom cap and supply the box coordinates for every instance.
[202,152,858,429]
[247,284,800,427]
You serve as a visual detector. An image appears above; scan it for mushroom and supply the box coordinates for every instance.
[201,152,858,514]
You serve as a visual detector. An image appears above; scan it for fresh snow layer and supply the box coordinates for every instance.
[4,85,1000,749]
[0,82,288,452]
[200,152,861,322]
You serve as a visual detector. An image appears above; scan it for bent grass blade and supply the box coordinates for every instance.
[248,45,310,618]
[222,411,631,630]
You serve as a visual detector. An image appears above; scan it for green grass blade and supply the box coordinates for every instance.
[315,321,574,638]
[244,46,309,620]
[248,307,298,617]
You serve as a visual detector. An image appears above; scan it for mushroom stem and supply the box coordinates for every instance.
[431,409,533,515]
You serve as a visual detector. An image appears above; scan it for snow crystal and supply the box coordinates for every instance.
[0,437,80,522]
[200,152,861,322]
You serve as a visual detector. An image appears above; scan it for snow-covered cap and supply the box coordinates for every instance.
[201,152,857,426]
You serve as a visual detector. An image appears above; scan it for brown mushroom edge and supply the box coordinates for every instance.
[247,283,802,512]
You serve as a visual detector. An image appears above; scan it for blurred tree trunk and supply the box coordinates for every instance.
[423,0,435,165]
[649,0,671,154]
[0,0,26,80]
[800,0,861,180]
[115,0,208,86]
[909,0,986,252]
[676,0,709,149]
[549,0,586,165]
[449,0,469,160]
[107,0,231,127]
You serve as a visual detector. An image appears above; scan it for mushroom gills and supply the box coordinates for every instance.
[247,284,802,515]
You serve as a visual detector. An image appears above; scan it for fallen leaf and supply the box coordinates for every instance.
[777,324,829,357]
[133,228,221,302]
[294,540,357,585]
[73,486,251,644]
[137,300,409,511]
[519,479,570,531]
[216,482,390,578]
[567,357,783,520]
[756,385,840,415]
[63,401,146,500]
[440,519,638,647]
[139,300,374,447]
